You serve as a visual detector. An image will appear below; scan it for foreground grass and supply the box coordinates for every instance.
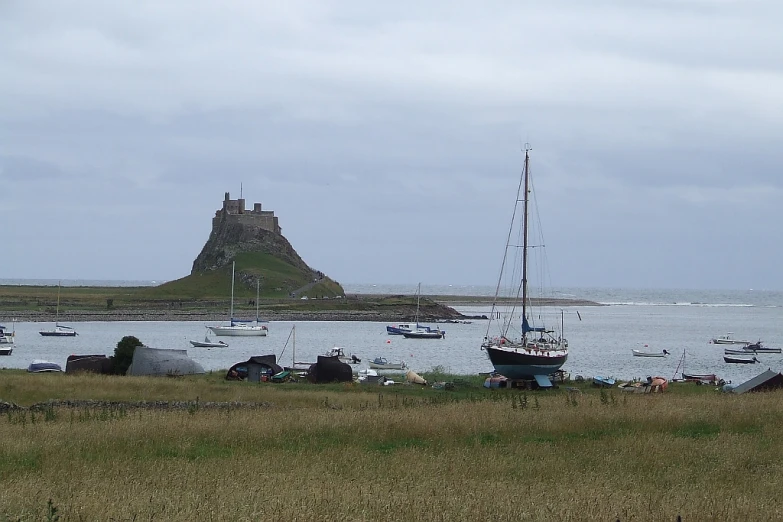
[1,372,782,521]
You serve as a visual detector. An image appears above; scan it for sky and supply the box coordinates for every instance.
[1,1,782,291]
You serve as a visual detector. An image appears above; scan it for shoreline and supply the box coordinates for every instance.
[1,295,602,323]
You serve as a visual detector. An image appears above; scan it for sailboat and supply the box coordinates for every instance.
[398,283,445,339]
[208,262,268,337]
[280,325,313,371]
[39,282,77,337]
[480,145,568,387]
[386,283,444,336]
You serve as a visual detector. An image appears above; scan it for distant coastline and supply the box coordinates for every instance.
[0,294,601,323]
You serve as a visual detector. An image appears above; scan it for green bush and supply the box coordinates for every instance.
[111,335,143,375]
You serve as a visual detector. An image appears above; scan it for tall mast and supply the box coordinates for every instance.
[256,279,260,323]
[521,145,531,340]
[230,262,235,322]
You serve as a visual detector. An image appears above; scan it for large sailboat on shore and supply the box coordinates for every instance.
[481,145,568,387]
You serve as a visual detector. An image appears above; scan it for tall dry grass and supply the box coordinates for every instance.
[2,376,783,520]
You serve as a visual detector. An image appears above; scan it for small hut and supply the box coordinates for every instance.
[731,369,783,394]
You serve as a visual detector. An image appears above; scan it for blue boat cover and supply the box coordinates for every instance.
[534,374,553,387]
[522,316,546,333]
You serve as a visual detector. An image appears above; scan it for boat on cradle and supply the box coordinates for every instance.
[324,346,361,364]
[39,282,77,337]
[710,333,751,345]
[742,342,781,354]
[190,330,229,348]
[28,360,63,372]
[724,355,760,364]
[480,145,568,388]
[593,376,616,387]
[209,263,268,337]
[682,372,719,383]
[632,349,670,357]
[368,357,407,370]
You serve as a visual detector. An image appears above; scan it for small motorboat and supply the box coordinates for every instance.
[742,342,781,354]
[632,349,670,357]
[0,346,12,356]
[711,333,750,345]
[368,357,407,370]
[324,347,361,364]
[190,334,229,348]
[724,355,759,364]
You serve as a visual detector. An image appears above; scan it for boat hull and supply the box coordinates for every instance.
[485,345,567,379]
[209,326,268,337]
[724,356,758,364]
[632,350,667,357]
[39,330,77,337]
[368,363,406,370]
[190,341,229,348]
[402,331,443,339]
[0,347,12,356]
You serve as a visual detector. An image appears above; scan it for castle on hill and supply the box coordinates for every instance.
[214,192,281,235]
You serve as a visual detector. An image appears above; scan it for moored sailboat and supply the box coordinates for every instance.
[480,145,568,387]
[209,263,268,337]
[39,282,77,337]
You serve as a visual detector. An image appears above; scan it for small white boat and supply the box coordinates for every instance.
[324,347,361,364]
[402,328,444,339]
[632,349,670,358]
[0,323,15,346]
[190,333,229,348]
[0,346,12,356]
[368,357,407,370]
[711,333,750,345]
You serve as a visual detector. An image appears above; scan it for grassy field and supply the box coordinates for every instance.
[1,371,782,521]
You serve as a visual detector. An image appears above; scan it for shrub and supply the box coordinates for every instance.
[111,335,143,375]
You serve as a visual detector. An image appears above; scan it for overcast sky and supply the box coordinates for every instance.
[1,1,781,290]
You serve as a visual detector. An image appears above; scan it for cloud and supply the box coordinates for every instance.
[0,0,781,289]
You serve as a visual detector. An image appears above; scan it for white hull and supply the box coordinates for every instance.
[632,349,668,358]
[209,325,268,337]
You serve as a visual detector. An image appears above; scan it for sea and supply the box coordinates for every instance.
[2,280,782,384]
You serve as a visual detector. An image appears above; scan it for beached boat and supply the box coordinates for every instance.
[480,146,568,387]
[724,355,759,364]
[593,376,616,387]
[209,263,268,337]
[632,349,670,357]
[39,282,77,337]
[28,360,63,372]
[711,333,750,345]
[368,357,407,370]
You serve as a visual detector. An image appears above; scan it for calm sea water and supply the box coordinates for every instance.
[2,280,782,383]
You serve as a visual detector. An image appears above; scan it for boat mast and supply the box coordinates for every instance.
[230,262,235,323]
[414,282,421,327]
[521,145,531,342]
[256,279,260,323]
[55,280,61,327]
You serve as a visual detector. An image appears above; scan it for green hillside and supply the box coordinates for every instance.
[139,252,344,300]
